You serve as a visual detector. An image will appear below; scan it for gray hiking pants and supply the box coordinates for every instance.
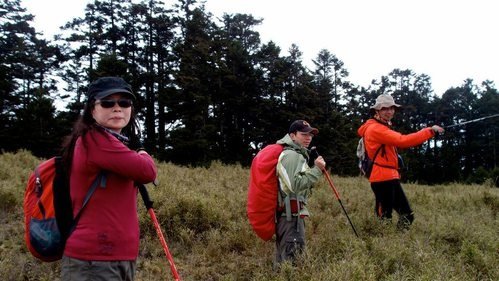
[275,216,305,265]
[61,256,136,281]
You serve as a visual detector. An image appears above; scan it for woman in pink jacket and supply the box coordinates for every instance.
[358,94,443,230]
[60,77,157,280]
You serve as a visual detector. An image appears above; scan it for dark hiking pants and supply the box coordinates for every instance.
[371,179,414,229]
[61,256,136,281]
[275,216,305,267]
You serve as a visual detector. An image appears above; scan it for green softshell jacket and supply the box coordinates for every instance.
[276,134,323,218]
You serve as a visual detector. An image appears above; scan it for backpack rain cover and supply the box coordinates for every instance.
[247,144,283,241]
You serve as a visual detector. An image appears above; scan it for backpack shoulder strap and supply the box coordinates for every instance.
[363,138,384,160]
[371,143,384,162]
[276,146,304,222]
[70,171,107,234]
[371,143,398,170]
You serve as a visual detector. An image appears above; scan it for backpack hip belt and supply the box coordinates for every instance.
[277,196,307,221]
[277,198,304,216]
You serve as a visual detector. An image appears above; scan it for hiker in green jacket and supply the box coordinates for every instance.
[275,120,326,267]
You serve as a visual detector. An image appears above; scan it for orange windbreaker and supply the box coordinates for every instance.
[357,119,435,183]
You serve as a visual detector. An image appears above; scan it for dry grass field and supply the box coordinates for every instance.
[0,151,498,280]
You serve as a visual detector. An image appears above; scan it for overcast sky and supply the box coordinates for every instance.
[22,0,498,95]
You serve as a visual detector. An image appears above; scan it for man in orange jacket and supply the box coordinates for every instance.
[357,94,444,230]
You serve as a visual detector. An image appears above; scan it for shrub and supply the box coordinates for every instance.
[0,190,17,212]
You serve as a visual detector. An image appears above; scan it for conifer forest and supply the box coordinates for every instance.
[1,0,498,185]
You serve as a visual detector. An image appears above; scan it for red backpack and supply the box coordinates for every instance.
[247,144,284,241]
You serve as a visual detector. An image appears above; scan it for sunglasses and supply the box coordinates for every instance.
[95,98,133,108]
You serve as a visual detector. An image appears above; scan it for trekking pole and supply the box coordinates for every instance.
[444,113,499,128]
[310,147,359,238]
[138,184,181,281]
[322,170,360,238]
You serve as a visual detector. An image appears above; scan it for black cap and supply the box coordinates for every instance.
[87,77,135,100]
[289,120,319,135]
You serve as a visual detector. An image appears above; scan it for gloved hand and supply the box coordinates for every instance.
[431,125,445,134]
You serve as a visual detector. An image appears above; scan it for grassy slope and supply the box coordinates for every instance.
[0,151,497,281]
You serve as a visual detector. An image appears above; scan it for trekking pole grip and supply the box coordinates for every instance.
[138,184,154,210]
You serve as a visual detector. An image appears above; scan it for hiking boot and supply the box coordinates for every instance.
[397,213,414,231]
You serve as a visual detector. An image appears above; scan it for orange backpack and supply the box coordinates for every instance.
[24,157,104,262]
[247,144,284,241]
